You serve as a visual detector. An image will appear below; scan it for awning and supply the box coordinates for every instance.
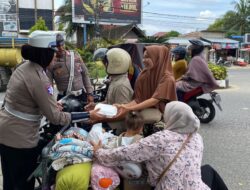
[240,48,250,52]
[201,37,239,49]
[166,37,210,46]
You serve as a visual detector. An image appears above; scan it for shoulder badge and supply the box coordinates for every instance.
[46,85,54,95]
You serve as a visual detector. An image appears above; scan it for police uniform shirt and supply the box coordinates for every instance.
[47,50,93,93]
[0,61,71,148]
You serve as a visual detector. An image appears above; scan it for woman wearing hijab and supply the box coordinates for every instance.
[0,31,102,190]
[176,40,218,101]
[117,45,177,120]
[92,101,210,190]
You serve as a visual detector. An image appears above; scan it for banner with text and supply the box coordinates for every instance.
[72,0,141,24]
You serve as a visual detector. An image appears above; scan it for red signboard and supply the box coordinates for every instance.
[72,0,141,24]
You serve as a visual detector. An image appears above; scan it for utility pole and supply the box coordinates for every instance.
[34,0,37,22]
[52,0,55,30]
[94,0,101,39]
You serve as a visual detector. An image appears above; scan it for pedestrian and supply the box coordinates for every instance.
[0,30,103,190]
[92,101,210,190]
[116,45,177,125]
[46,33,94,104]
[171,46,188,80]
[176,39,219,101]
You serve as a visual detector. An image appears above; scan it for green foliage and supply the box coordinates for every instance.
[86,61,106,79]
[207,0,250,35]
[165,30,180,38]
[138,36,166,43]
[58,23,64,31]
[208,63,228,80]
[29,17,48,34]
[63,37,123,78]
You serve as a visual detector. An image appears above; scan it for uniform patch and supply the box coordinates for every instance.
[47,85,54,95]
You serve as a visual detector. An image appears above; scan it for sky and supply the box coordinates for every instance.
[55,0,236,35]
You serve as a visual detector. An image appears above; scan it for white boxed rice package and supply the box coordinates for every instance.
[94,103,118,118]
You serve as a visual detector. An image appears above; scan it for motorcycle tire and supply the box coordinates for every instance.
[193,99,215,123]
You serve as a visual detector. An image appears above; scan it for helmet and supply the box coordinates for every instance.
[56,33,65,46]
[106,48,131,74]
[189,39,204,47]
[61,96,83,112]
[93,48,108,61]
[171,46,186,59]
[188,39,204,57]
[28,30,65,50]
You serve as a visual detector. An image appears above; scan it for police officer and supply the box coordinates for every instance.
[47,33,94,103]
[0,31,102,190]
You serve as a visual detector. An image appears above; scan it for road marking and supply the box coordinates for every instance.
[241,107,249,110]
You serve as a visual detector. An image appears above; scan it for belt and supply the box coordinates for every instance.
[59,89,83,96]
[4,102,42,122]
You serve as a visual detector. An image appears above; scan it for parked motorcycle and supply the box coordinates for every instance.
[216,57,232,67]
[183,87,222,123]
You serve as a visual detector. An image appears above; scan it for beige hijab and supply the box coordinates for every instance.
[163,101,200,134]
[134,45,177,112]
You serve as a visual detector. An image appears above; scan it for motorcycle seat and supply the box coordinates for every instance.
[183,87,203,102]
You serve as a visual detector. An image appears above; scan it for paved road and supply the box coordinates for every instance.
[0,66,250,190]
[199,66,250,190]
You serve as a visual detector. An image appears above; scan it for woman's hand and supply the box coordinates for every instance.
[85,102,96,111]
[87,95,94,104]
[91,140,102,152]
[114,105,130,119]
[89,108,106,124]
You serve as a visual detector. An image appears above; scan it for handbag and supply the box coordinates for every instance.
[158,133,193,183]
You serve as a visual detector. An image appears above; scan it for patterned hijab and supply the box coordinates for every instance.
[134,45,177,112]
[163,101,200,134]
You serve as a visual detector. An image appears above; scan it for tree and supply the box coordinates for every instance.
[138,36,167,43]
[232,0,250,35]
[57,0,84,48]
[165,30,180,38]
[29,17,48,34]
[207,0,250,36]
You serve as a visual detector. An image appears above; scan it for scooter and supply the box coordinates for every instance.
[183,87,222,123]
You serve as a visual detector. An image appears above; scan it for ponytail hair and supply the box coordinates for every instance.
[125,111,144,131]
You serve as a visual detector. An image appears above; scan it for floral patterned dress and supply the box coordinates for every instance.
[95,130,210,190]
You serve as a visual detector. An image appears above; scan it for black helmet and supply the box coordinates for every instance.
[61,95,83,112]
[56,33,65,47]
[188,39,204,57]
[171,46,186,60]
[189,39,204,47]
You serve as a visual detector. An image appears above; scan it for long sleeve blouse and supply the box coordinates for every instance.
[95,130,210,190]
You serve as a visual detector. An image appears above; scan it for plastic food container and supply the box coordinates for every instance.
[94,103,118,118]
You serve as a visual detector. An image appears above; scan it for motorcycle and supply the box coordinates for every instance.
[183,87,222,123]
[216,57,232,67]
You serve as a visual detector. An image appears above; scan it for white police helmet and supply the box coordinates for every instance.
[106,48,131,75]
[28,30,65,50]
